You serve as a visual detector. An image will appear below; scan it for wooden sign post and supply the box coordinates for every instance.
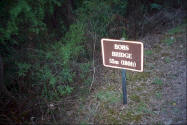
[101,38,144,104]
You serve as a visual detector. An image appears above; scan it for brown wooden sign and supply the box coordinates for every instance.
[101,38,144,72]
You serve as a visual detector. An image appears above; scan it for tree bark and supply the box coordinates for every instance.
[0,55,12,97]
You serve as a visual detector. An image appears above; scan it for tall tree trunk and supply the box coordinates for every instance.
[0,55,12,97]
[66,0,74,25]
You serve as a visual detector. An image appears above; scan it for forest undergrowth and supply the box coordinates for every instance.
[53,9,186,125]
[0,0,186,124]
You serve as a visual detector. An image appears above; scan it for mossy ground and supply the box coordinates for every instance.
[55,14,186,125]
[69,22,186,124]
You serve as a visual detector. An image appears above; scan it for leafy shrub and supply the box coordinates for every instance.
[152,78,163,85]
[96,90,120,104]
[26,21,86,100]
[0,0,46,45]
[150,3,162,10]
[163,36,176,45]
[145,50,153,56]
[168,24,186,35]
[77,0,113,39]
[1,0,130,102]
[107,0,128,16]
[16,62,31,77]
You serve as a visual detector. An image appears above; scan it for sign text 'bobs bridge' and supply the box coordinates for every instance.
[101,38,144,72]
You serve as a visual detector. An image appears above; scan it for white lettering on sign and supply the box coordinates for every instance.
[121,60,136,67]
[109,58,119,64]
[112,51,132,59]
[110,43,135,68]
[114,44,129,51]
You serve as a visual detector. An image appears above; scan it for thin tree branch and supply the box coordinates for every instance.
[89,33,96,92]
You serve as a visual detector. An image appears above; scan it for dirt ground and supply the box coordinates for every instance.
[52,10,187,125]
